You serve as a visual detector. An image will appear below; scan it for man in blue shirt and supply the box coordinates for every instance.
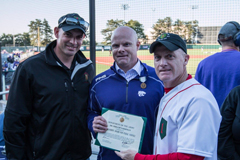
[87,26,164,160]
[195,21,240,108]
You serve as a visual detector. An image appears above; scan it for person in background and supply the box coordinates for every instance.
[115,33,221,160]
[195,21,240,108]
[102,45,104,52]
[218,85,240,159]
[12,59,19,70]
[3,13,94,160]
[109,46,112,55]
[2,61,8,74]
[87,26,164,160]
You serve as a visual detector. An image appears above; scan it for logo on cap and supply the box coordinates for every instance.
[160,33,167,39]
[157,33,170,41]
[73,16,83,21]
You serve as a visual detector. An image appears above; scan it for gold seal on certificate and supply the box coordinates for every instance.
[120,117,124,122]
[95,108,147,152]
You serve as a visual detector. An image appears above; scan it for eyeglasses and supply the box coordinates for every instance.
[58,17,89,31]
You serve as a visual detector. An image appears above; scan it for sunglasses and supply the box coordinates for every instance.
[58,17,89,31]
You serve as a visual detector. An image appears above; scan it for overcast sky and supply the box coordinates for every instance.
[1,0,239,42]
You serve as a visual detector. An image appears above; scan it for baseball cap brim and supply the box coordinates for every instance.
[61,25,86,35]
[150,41,179,53]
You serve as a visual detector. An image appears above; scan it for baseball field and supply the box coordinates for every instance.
[82,48,221,76]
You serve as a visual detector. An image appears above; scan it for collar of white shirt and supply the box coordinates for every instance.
[115,60,143,82]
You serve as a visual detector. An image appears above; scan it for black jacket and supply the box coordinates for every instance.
[218,86,240,160]
[3,40,94,160]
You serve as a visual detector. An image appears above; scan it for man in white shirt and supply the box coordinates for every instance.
[115,33,221,160]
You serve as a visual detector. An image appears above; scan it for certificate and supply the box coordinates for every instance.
[95,108,147,152]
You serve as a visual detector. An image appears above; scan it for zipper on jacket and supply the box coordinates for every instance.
[33,151,36,159]
[65,82,68,92]
[126,81,129,103]
[72,82,76,91]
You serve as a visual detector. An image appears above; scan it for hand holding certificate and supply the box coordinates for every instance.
[95,108,147,152]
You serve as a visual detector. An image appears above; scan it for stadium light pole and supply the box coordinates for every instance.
[13,35,15,47]
[120,4,130,23]
[150,8,156,44]
[152,8,155,24]
[38,27,40,52]
[189,5,198,44]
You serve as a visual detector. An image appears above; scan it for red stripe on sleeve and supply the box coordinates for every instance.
[134,152,204,160]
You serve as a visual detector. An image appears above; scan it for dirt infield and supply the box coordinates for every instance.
[95,55,209,66]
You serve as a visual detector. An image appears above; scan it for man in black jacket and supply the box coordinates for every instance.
[3,13,94,160]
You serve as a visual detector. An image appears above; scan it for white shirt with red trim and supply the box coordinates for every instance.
[154,78,221,160]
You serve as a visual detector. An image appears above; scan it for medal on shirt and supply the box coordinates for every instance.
[139,76,147,89]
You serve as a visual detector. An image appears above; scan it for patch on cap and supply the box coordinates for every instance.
[149,33,187,54]
[159,33,168,39]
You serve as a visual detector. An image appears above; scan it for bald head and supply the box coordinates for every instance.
[110,26,140,73]
[111,26,138,43]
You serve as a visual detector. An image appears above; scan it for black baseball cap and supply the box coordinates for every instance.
[150,33,187,54]
[58,13,89,35]
[218,21,240,41]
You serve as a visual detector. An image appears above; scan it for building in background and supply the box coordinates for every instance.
[197,26,222,44]
[145,26,222,45]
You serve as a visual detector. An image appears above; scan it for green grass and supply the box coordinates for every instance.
[82,48,220,76]
[96,63,111,75]
[187,58,203,77]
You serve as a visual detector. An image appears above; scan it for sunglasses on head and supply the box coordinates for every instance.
[58,17,89,31]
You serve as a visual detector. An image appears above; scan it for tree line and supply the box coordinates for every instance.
[152,17,198,43]
[101,17,198,44]
[0,17,198,47]
[0,18,90,47]
[0,19,53,47]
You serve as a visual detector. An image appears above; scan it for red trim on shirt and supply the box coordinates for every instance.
[164,87,174,94]
[186,74,192,80]
[134,152,204,160]
[151,75,203,160]
[160,83,200,118]
[155,76,200,155]
[164,74,192,93]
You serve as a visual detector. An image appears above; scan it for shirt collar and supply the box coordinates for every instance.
[164,74,192,93]
[222,49,238,52]
[115,60,142,76]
